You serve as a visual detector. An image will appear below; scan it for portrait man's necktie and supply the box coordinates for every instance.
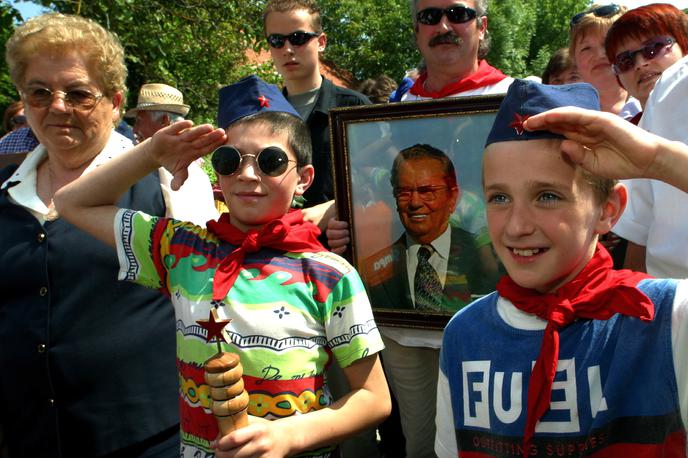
[414,246,443,310]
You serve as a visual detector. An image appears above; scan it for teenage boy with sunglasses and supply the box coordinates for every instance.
[263,0,370,226]
[53,75,390,458]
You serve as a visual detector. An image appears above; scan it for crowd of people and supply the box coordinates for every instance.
[1,0,688,457]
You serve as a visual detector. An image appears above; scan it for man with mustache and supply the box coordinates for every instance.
[398,0,512,101]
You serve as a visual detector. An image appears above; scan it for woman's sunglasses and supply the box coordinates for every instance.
[570,4,620,28]
[612,36,676,74]
[211,145,296,177]
[416,5,477,25]
[267,31,320,49]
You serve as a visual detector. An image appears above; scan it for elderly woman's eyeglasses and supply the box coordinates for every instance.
[612,37,676,74]
[570,4,620,28]
[22,87,103,110]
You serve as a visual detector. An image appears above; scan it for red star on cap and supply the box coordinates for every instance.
[196,309,231,344]
[508,113,531,135]
[258,95,270,108]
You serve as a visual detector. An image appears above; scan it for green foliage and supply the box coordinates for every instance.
[488,0,590,79]
[0,1,22,121]
[318,0,417,82]
[36,0,268,123]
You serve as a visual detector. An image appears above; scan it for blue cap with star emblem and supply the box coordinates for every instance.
[485,79,600,147]
[217,75,301,129]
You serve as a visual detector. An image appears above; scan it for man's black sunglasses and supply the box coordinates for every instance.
[570,4,620,28]
[211,145,296,177]
[267,31,320,49]
[416,5,477,26]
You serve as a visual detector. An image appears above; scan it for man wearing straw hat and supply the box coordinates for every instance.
[125,83,217,225]
[125,83,190,143]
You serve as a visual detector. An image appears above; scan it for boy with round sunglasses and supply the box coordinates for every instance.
[53,75,390,458]
[435,79,688,456]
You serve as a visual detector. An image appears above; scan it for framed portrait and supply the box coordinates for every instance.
[330,95,504,330]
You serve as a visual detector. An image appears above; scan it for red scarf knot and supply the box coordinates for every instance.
[206,210,324,301]
[496,243,654,457]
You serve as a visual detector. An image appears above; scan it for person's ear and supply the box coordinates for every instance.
[477,15,487,40]
[295,164,315,196]
[318,32,327,53]
[595,183,627,235]
[162,114,171,127]
[111,91,123,122]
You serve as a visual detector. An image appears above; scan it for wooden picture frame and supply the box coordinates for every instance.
[330,95,504,329]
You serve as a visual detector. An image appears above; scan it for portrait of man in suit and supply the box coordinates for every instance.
[361,143,498,312]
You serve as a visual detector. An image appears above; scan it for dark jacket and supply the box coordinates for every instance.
[284,76,370,207]
[0,165,179,457]
[361,226,498,312]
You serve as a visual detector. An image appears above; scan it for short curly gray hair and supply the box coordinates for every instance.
[6,13,127,99]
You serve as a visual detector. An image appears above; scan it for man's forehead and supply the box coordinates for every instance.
[417,0,476,10]
[397,158,450,183]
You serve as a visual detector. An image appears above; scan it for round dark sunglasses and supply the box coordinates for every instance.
[267,31,320,49]
[416,5,477,25]
[211,145,296,177]
[613,36,676,74]
[570,4,620,28]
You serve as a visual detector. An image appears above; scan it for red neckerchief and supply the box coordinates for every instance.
[496,243,653,456]
[409,60,507,99]
[206,210,324,301]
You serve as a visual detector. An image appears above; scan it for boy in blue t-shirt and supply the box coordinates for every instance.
[55,76,390,457]
[435,79,688,457]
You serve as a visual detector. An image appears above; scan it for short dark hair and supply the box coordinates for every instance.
[605,4,688,64]
[230,111,312,167]
[263,0,323,34]
[356,75,398,104]
[390,144,457,189]
[541,48,576,84]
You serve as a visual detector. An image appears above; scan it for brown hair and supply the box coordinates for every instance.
[542,48,576,84]
[263,0,323,34]
[569,4,627,59]
[5,13,127,99]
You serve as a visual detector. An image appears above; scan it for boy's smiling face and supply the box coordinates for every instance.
[218,121,313,233]
[483,139,623,293]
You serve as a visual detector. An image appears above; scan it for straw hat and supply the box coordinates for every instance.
[124,83,190,118]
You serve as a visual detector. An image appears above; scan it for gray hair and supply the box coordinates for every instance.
[149,110,185,124]
[410,0,491,59]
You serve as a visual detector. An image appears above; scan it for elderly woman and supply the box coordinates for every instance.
[0,14,215,456]
[569,3,639,117]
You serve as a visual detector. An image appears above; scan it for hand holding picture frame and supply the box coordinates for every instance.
[329,95,504,329]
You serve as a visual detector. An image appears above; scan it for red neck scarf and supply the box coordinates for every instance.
[496,243,653,456]
[206,210,324,301]
[409,60,507,99]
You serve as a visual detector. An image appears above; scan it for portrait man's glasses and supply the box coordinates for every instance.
[211,145,296,177]
[570,4,620,28]
[394,185,450,202]
[612,36,676,74]
[22,87,103,110]
[416,5,478,26]
[267,31,320,49]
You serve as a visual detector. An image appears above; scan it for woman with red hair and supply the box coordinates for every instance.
[605,3,688,120]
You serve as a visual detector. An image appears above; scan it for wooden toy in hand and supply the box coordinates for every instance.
[196,309,249,434]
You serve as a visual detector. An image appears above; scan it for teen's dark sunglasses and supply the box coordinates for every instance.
[570,4,620,28]
[612,36,676,74]
[267,31,320,49]
[211,145,296,177]
[416,5,477,25]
